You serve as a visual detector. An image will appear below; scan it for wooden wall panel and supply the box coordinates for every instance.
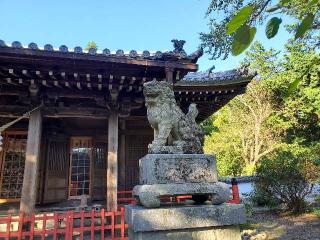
[92,142,107,201]
[124,134,152,191]
[43,135,69,204]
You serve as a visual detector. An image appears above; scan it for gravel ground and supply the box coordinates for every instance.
[242,210,320,240]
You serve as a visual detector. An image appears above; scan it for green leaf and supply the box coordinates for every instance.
[286,78,301,96]
[226,5,253,35]
[307,0,319,7]
[279,0,290,5]
[265,17,282,39]
[231,25,257,56]
[295,13,315,39]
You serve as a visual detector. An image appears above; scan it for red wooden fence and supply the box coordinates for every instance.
[0,208,127,240]
[0,185,240,239]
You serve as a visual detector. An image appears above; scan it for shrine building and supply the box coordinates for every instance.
[0,39,254,214]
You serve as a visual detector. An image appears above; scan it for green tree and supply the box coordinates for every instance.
[204,80,283,175]
[204,41,320,176]
[204,42,283,175]
[85,41,98,51]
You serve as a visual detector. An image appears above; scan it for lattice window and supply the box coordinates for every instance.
[93,142,107,170]
[0,132,27,199]
[47,140,68,177]
[69,137,92,197]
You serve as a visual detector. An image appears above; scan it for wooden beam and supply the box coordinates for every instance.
[20,108,42,215]
[0,106,111,119]
[106,112,119,211]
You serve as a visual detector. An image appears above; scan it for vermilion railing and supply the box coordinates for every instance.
[0,185,240,239]
[0,208,127,240]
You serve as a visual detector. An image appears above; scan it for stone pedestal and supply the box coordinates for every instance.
[139,154,218,184]
[125,203,246,240]
[134,154,230,208]
[133,182,230,208]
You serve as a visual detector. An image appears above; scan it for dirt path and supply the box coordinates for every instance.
[242,210,320,240]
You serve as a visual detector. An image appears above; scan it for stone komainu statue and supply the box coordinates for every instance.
[143,80,204,154]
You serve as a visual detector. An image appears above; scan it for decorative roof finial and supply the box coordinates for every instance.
[188,47,203,63]
[171,39,186,54]
[208,65,215,74]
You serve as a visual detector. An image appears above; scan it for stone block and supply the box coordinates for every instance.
[139,154,217,184]
[128,226,242,240]
[125,204,246,232]
[125,204,246,240]
[133,182,230,208]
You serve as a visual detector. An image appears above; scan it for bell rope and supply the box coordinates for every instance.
[0,105,42,151]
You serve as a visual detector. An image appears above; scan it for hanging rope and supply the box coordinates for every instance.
[0,105,42,151]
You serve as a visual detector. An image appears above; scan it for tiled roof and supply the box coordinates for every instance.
[0,39,203,63]
[181,67,256,85]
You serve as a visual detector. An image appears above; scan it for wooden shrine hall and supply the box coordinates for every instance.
[0,39,254,214]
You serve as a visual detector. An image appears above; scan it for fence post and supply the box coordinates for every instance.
[111,210,115,240]
[30,213,35,240]
[90,209,94,240]
[5,214,11,240]
[18,213,24,240]
[53,212,58,240]
[120,207,125,239]
[80,210,84,240]
[41,213,47,240]
[67,210,74,240]
[101,208,105,240]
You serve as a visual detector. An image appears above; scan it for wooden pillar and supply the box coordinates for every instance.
[107,112,119,211]
[119,120,126,191]
[165,66,174,84]
[20,109,42,215]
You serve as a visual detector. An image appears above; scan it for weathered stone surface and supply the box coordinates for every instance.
[133,182,230,208]
[139,154,217,185]
[125,203,246,232]
[143,80,204,154]
[128,226,242,240]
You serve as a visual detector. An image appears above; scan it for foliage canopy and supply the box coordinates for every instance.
[200,0,320,60]
[203,41,320,177]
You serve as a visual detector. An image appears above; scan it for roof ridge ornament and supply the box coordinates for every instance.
[44,44,54,51]
[188,47,204,63]
[59,45,68,52]
[28,42,38,50]
[0,40,6,47]
[12,41,22,48]
[171,39,188,59]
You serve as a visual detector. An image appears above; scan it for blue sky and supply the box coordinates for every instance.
[0,0,291,71]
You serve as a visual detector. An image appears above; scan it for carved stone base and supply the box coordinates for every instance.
[139,154,218,185]
[133,182,230,208]
[125,204,246,240]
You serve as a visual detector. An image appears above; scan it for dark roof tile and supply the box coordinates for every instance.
[181,68,256,84]
[0,39,203,63]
